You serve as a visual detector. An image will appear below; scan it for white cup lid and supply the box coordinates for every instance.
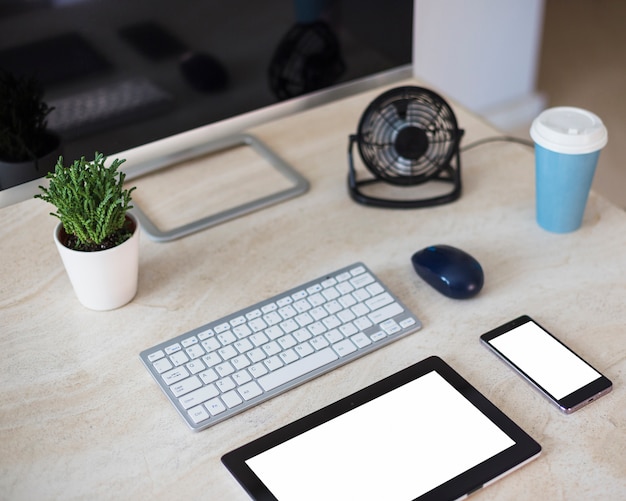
[530,106,608,154]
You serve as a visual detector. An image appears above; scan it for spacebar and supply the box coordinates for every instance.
[258,348,339,392]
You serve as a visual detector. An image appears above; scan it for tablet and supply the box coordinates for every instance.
[222,356,541,501]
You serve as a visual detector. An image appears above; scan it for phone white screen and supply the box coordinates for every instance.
[489,321,601,400]
[245,371,515,501]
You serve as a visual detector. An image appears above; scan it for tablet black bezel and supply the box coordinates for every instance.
[221,355,541,501]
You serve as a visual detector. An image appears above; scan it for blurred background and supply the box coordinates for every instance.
[534,0,625,209]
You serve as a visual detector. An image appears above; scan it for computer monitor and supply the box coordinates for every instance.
[0,0,412,207]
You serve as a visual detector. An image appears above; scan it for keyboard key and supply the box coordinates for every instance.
[258,348,338,392]
[234,339,253,354]
[310,336,330,350]
[215,362,235,378]
[366,292,393,310]
[232,370,252,385]
[140,262,422,432]
[148,350,165,363]
[186,360,205,375]
[262,302,278,313]
[322,315,341,330]
[336,281,354,294]
[170,351,189,367]
[216,377,236,392]
[203,352,221,367]
[249,363,269,378]
[250,332,269,347]
[218,331,236,345]
[188,405,210,424]
[218,345,237,360]
[171,376,202,397]
[353,288,371,301]
[325,329,344,344]
[308,322,326,336]
[222,390,243,408]
[310,306,328,321]
[277,334,297,350]
[247,348,266,363]
[279,348,299,365]
[321,277,337,288]
[186,344,205,360]
[295,341,314,358]
[351,272,375,288]
[246,309,262,320]
[354,317,373,331]
[198,329,214,340]
[230,316,246,327]
[199,369,218,385]
[293,299,311,313]
[370,331,386,342]
[262,341,281,357]
[381,319,401,335]
[181,336,198,348]
[400,317,417,328]
[351,333,372,348]
[276,296,293,307]
[265,326,283,340]
[153,358,173,374]
[366,283,384,296]
[162,367,190,385]
[165,343,181,355]
[264,356,284,371]
[368,303,403,324]
[179,384,219,409]
[249,318,267,332]
[205,398,226,416]
[215,322,230,334]
[238,381,263,400]
[233,324,252,338]
[232,355,251,370]
[350,265,366,276]
[202,337,220,352]
[339,322,359,336]
[332,339,357,357]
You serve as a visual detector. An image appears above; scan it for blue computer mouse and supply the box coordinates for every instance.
[411,244,484,299]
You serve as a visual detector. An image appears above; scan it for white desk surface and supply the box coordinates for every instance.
[1,79,625,500]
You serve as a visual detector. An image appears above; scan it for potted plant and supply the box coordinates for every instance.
[0,70,61,189]
[36,153,140,311]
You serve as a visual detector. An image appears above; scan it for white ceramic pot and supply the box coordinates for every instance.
[54,214,140,311]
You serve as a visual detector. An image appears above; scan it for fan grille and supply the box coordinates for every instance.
[356,86,460,186]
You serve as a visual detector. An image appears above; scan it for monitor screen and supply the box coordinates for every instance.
[0,0,412,202]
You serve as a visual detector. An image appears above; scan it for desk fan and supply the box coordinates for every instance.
[348,86,464,208]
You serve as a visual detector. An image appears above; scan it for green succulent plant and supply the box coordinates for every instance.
[36,153,136,251]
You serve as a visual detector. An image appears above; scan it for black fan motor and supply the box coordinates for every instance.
[348,86,464,208]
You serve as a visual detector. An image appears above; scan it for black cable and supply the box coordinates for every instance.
[460,135,534,152]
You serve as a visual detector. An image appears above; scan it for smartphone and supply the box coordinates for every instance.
[480,315,612,413]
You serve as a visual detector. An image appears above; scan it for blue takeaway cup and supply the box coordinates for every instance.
[530,106,608,233]
[530,107,608,233]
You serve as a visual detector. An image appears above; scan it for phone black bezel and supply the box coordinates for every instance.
[480,315,612,414]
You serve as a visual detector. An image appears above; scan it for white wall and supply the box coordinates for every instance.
[412,0,545,131]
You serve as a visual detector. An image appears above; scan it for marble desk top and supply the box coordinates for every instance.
[1,79,625,500]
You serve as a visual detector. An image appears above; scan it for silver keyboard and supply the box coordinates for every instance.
[140,263,422,431]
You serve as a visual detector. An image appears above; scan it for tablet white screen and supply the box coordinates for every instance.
[245,371,515,501]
